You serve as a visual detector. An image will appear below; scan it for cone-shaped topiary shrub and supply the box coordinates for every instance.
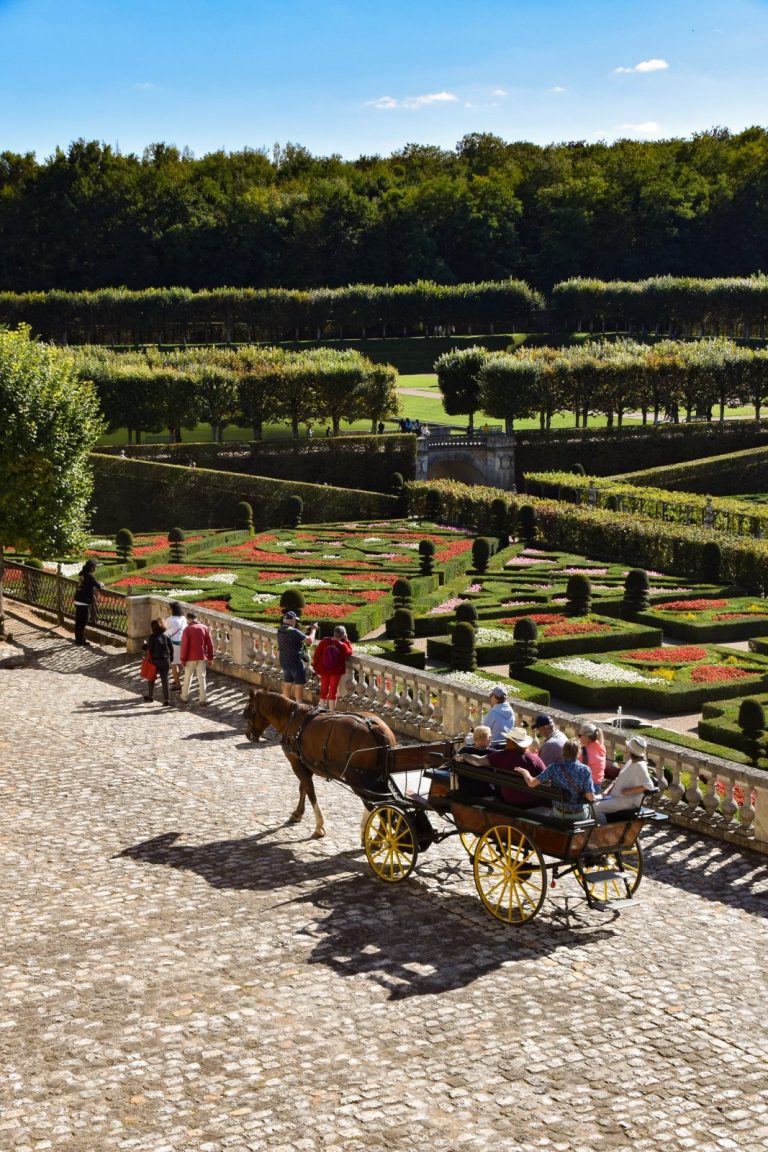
[738,697,767,765]
[280,588,306,615]
[419,539,436,576]
[511,616,539,669]
[566,573,592,616]
[115,528,134,562]
[490,497,510,548]
[285,494,303,527]
[392,578,414,611]
[622,568,650,619]
[236,500,254,533]
[517,504,537,543]
[168,526,186,563]
[451,620,477,671]
[391,608,415,655]
[572,463,586,475]
[455,601,479,629]
[702,540,721,583]
[390,472,404,496]
[472,536,494,573]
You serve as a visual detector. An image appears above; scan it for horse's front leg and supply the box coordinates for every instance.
[288,759,325,838]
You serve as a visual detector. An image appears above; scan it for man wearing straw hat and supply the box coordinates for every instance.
[457,726,546,809]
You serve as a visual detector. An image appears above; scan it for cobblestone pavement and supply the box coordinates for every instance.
[2,610,768,1152]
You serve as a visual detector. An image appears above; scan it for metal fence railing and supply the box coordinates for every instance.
[2,562,128,636]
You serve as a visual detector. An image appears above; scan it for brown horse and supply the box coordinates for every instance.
[244,688,397,838]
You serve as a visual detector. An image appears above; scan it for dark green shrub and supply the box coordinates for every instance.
[738,697,766,765]
[451,620,477,672]
[280,588,306,615]
[390,472,404,496]
[566,573,592,616]
[285,494,304,527]
[392,578,413,611]
[517,504,537,543]
[605,494,619,512]
[490,497,510,548]
[622,568,650,618]
[25,557,44,569]
[115,528,134,561]
[236,500,254,533]
[572,463,586,475]
[419,539,436,576]
[167,526,186,563]
[455,601,478,628]
[391,608,415,655]
[472,536,493,573]
[702,540,722,582]
[424,489,443,521]
[511,616,539,669]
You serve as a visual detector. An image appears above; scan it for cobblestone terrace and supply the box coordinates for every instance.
[1,610,768,1152]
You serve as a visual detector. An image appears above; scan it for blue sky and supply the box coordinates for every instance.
[1,0,768,160]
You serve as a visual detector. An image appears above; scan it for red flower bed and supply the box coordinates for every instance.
[302,602,358,618]
[342,573,398,584]
[111,575,158,587]
[542,620,613,638]
[356,590,389,602]
[627,646,708,663]
[657,599,728,612]
[148,565,227,577]
[713,612,767,621]
[690,665,752,683]
[193,599,230,613]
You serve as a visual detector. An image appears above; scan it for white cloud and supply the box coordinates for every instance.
[367,91,459,110]
[616,121,662,135]
[613,58,669,74]
[491,88,507,97]
[133,81,156,90]
[548,85,566,93]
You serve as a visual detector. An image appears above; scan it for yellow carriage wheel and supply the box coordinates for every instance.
[578,843,643,901]
[364,805,419,883]
[473,825,546,924]
[459,831,481,860]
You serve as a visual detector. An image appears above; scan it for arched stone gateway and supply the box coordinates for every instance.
[416,433,516,491]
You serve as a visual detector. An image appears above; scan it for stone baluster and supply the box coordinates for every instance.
[386,670,400,712]
[684,761,704,808]
[373,665,389,712]
[229,622,248,669]
[739,779,756,829]
[701,771,720,817]
[666,756,686,804]
[720,775,739,824]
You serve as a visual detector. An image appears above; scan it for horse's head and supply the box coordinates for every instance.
[244,688,269,741]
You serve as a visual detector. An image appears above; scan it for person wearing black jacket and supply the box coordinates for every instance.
[142,618,174,705]
[73,559,104,645]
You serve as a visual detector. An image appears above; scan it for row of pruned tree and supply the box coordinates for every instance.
[436,339,768,431]
[73,345,399,442]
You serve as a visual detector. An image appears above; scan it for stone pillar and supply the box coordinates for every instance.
[126,595,154,655]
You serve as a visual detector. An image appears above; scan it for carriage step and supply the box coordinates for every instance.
[406,791,432,808]
[580,870,626,883]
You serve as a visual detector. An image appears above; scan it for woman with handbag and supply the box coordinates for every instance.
[141,618,174,706]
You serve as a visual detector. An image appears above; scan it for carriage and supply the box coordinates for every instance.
[245,690,668,926]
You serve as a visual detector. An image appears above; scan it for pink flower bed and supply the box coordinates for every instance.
[562,567,608,576]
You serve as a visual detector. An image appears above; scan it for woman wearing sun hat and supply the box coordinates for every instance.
[595,735,654,818]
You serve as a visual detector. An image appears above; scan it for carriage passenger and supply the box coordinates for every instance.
[514,738,596,820]
[481,685,515,743]
[595,736,654,820]
[454,725,494,798]
[578,722,607,787]
[457,727,546,808]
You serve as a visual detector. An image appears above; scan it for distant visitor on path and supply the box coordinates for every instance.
[180,611,214,706]
[142,618,174,706]
[73,559,103,646]
[312,624,353,711]
[277,610,317,701]
[164,601,188,692]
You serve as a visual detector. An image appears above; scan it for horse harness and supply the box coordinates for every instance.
[280,703,390,785]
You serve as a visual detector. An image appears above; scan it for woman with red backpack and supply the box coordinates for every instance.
[312,625,353,711]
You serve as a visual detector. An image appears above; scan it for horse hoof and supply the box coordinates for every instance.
[287,814,302,825]
[311,829,326,839]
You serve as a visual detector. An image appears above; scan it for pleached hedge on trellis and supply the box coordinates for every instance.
[90,454,398,534]
[618,444,768,498]
[404,479,768,592]
[525,470,768,536]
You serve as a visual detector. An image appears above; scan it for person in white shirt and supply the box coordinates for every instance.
[596,735,654,819]
[481,685,515,742]
[164,602,188,692]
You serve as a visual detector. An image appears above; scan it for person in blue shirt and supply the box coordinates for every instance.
[513,738,596,820]
[481,685,515,743]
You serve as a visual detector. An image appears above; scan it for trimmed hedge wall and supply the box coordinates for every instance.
[98,435,418,491]
[619,443,768,497]
[405,480,768,591]
[90,454,398,534]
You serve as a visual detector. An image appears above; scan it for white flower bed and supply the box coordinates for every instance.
[444,670,522,694]
[251,593,278,604]
[43,561,83,577]
[476,626,515,643]
[152,588,204,598]
[293,578,333,587]
[550,657,659,685]
[353,643,385,655]
[87,539,114,549]
[196,573,237,584]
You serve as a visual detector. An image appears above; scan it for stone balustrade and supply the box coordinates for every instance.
[127,596,768,856]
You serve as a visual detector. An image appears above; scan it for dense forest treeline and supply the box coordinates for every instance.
[3,127,768,292]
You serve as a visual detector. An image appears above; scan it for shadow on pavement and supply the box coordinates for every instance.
[642,824,768,915]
